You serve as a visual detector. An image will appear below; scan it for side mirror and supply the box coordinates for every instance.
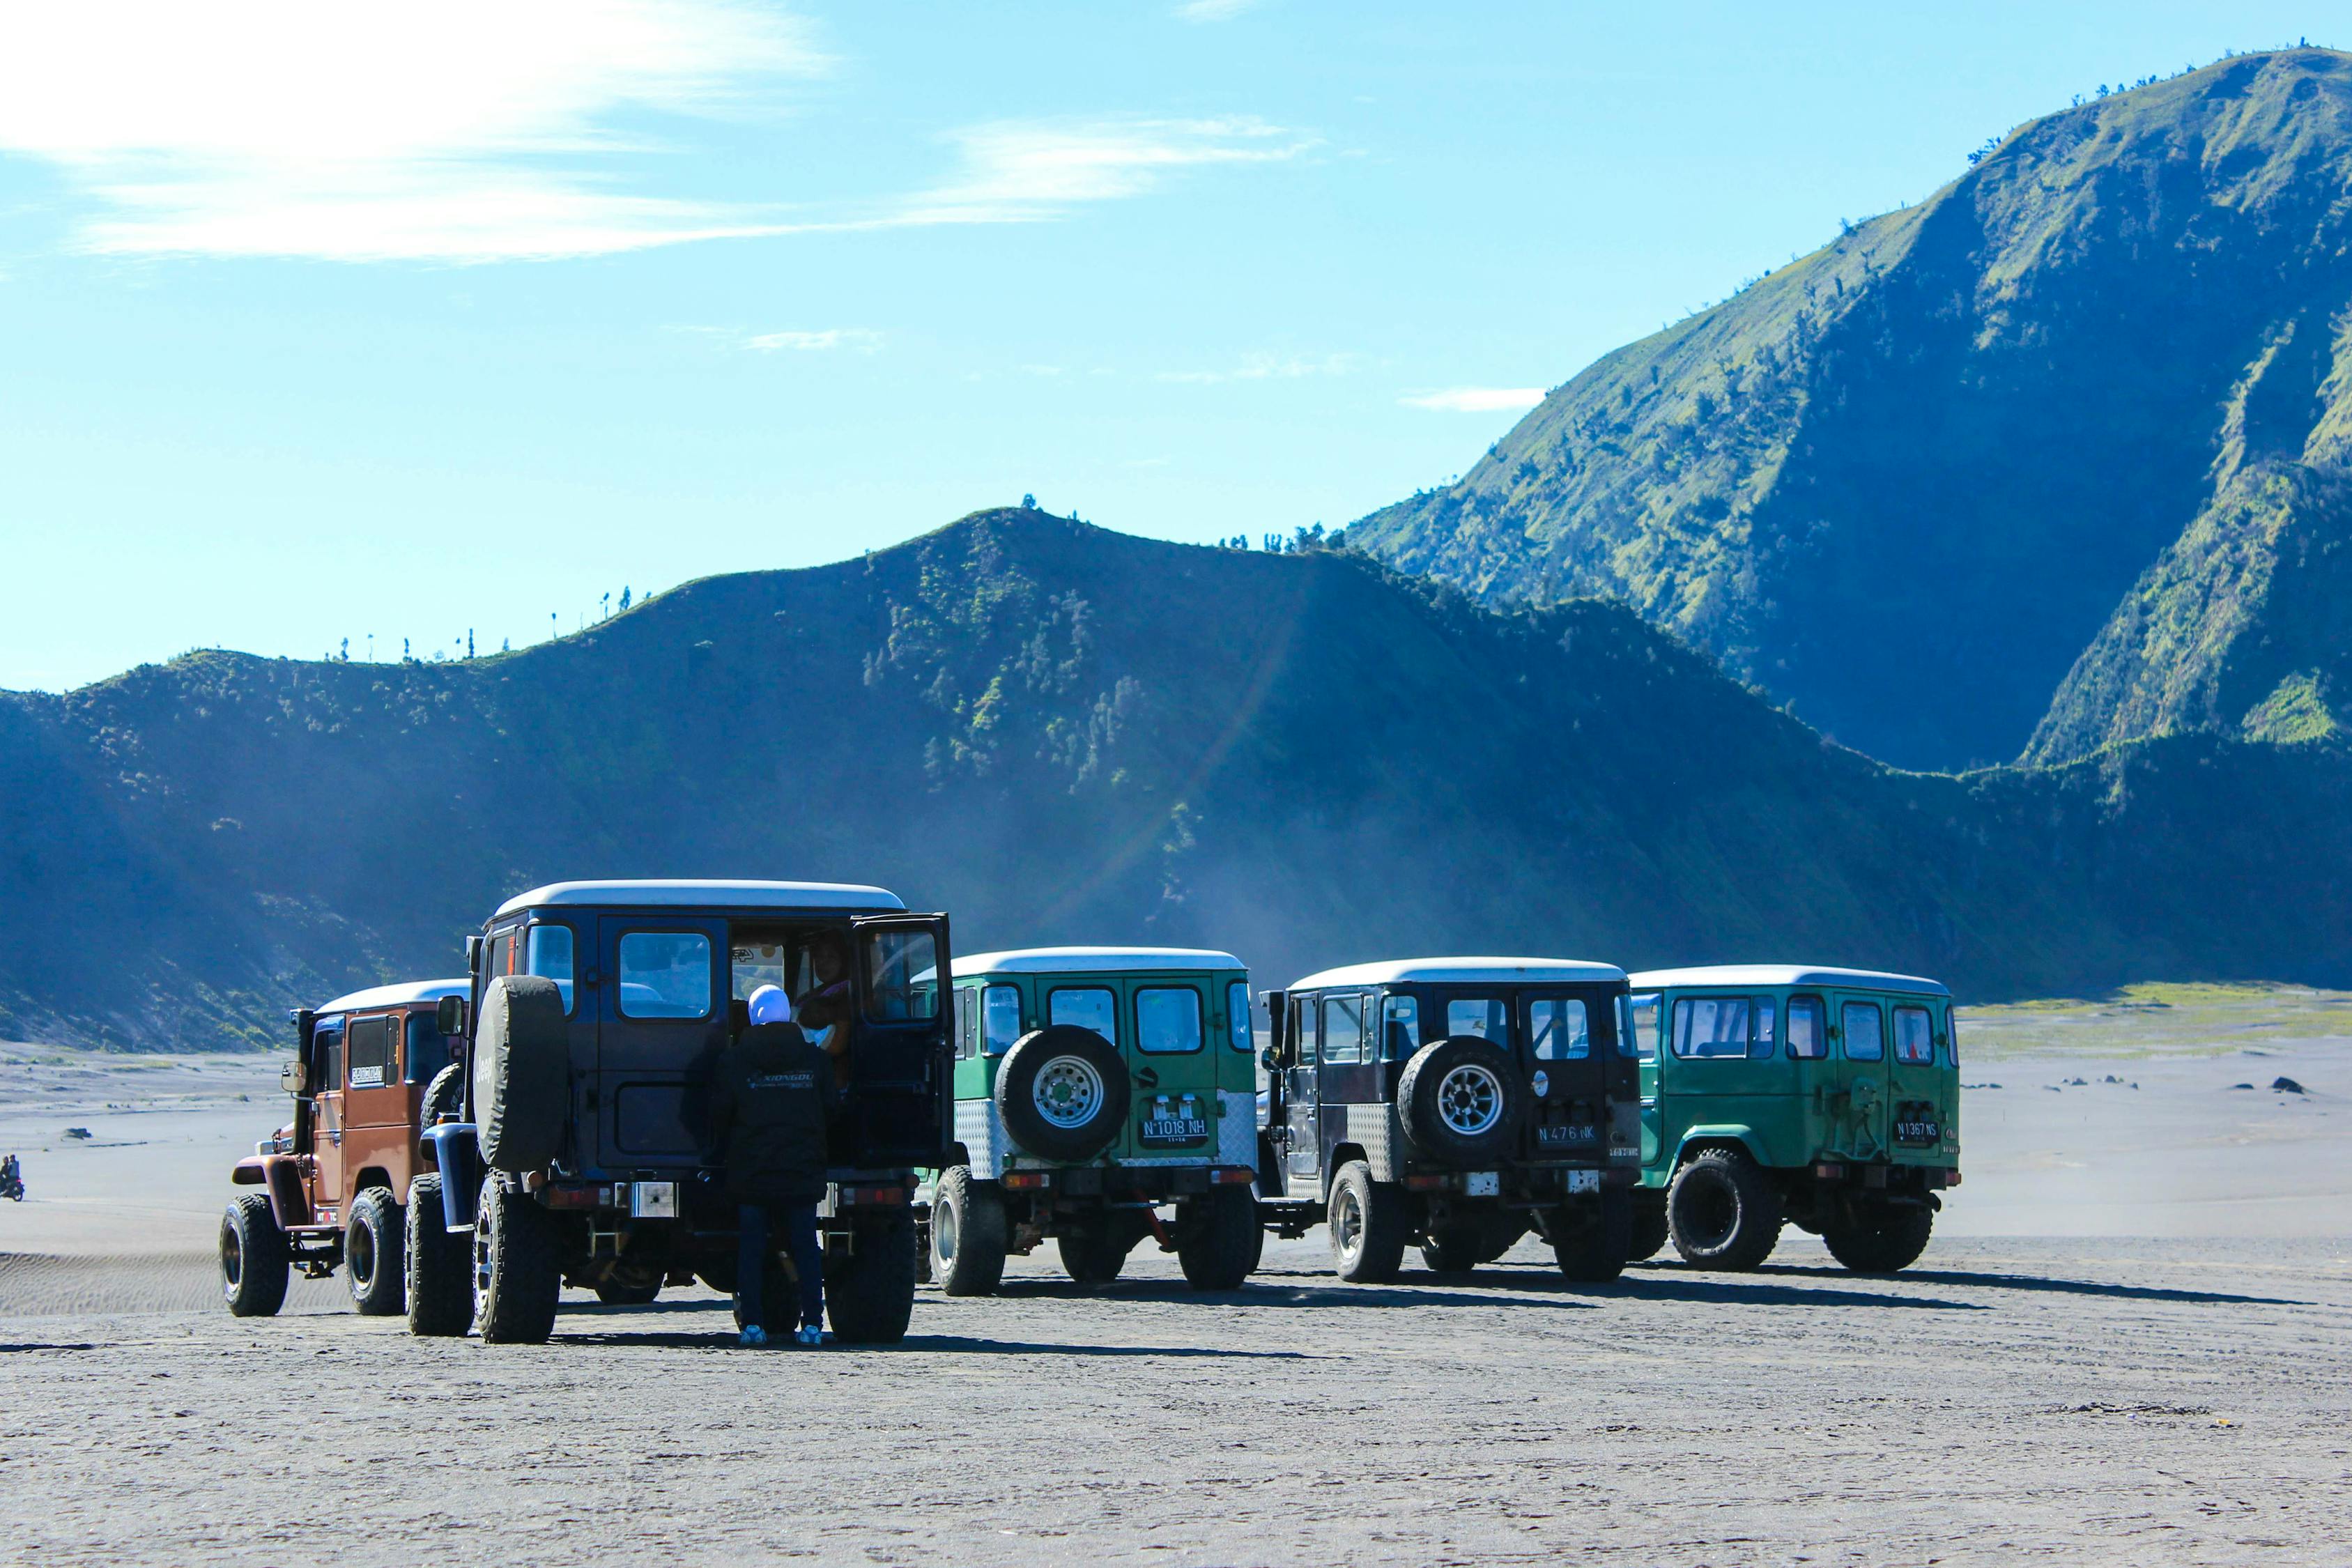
[1261,1047,1281,1073]
[281,1059,309,1096]
[436,994,468,1038]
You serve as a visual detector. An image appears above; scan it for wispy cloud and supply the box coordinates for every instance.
[0,1,825,261]
[1159,351,1358,385]
[1175,0,1262,21]
[1401,387,1547,413]
[890,116,1311,227]
[744,328,880,352]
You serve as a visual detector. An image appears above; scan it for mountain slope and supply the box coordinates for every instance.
[3,509,2348,1050]
[1353,48,2352,770]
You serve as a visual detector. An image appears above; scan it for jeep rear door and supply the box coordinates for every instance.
[596,916,729,1171]
[847,915,953,1169]
[340,1010,410,1198]
[1520,990,1606,1163]
[1884,999,1948,1162]
[1823,994,1894,1160]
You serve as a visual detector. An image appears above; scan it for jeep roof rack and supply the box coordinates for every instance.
[1287,956,1627,990]
[493,879,907,916]
[953,946,1245,976]
[1627,964,1951,997]
[312,977,472,1016]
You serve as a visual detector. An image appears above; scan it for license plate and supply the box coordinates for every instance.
[1465,1171,1500,1197]
[1535,1123,1597,1146]
[1894,1119,1940,1146]
[1141,1117,1208,1145]
[1565,1169,1599,1194]
[628,1181,677,1218]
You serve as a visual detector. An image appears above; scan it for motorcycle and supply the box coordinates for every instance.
[1,1154,22,1202]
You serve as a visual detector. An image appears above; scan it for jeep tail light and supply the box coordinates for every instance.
[1212,1167,1256,1185]
[843,1185,909,1206]
[544,1184,608,1210]
[1003,1171,1050,1190]
[1404,1174,1449,1192]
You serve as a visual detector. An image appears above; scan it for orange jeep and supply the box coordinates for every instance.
[219,978,469,1316]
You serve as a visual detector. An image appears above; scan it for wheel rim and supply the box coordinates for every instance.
[220,1222,243,1291]
[1033,1055,1105,1129]
[349,1217,375,1289]
[1436,1063,1504,1137]
[473,1192,495,1307]
[1683,1174,1739,1250]
[936,1199,960,1263]
[1334,1185,1362,1259]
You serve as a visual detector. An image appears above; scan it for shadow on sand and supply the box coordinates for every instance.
[1751,1263,2307,1308]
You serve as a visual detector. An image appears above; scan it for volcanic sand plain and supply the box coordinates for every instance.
[1,985,2347,1565]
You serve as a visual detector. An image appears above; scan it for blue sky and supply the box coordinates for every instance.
[0,2,2330,690]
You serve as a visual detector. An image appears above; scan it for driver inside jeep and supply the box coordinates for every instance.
[709,985,835,1348]
[794,935,853,1087]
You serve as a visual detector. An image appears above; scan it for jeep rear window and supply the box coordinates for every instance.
[863,928,941,1023]
[346,1015,397,1087]
[1787,996,1827,1059]
[983,984,1022,1054]
[527,923,575,1014]
[1138,987,1204,1054]
[1227,981,1253,1052]
[1050,987,1117,1046]
[1841,1001,1885,1061]
[1321,995,1365,1066]
[1893,1006,1935,1065]
[1446,999,1509,1043]
[1529,998,1589,1060]
[618,932,712,1020]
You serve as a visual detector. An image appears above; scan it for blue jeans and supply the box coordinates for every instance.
[737,1201,824,1332]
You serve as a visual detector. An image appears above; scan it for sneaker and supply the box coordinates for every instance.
[794,1324,824,1347]
[739,1325,768,1348]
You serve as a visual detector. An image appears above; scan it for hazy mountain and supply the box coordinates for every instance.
[1351,49,2352,771]
[3,509,2346,1050]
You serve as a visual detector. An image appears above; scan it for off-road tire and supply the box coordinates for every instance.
[422,1062,466,1127]
[345,1188,406,1316]
[1058,1222,1132,1286]
[930,1167,1010,1296]
[471,975,569,1173]
[1394,1037,1527,1167]
[992,1025,1130,1162]
[220,1192,290,1318]
[695,1255,739,1296]
[594,1275,663,1306]
[1668,1148,1784,1271]
[1822,1200,1935,1274]
[1420,1227,1482,1275]
[473,1174,560,1344]
[1175,1185,1259,1291]
[1328,1160,1408,1283]
[1551,1186,1632,1284]
[829,1210,918,1344]
[404,1174,473,1337]
[1626,1194,1671,1263]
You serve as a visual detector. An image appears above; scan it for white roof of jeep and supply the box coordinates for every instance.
[495,879,906,917]
[1289,957,1626,990]
[953,946,1245,978]
[315,978,470,1016]
[1629,965,1950,997]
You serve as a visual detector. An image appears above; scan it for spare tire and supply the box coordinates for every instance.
[1395,1036,1526,1167]
[472,975,569,1173]
[992,1025,1129,1162]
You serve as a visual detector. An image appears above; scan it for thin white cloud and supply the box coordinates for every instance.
[1401,387,1548,413]
[744,328,880,352]
[890,116,1311,227]
[0,1,824,261]
[1176,0,1261,20]
[1159,351,1358,385]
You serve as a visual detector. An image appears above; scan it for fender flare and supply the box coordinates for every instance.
[420,1123,482,1231]
[1672,1125,1773,1170]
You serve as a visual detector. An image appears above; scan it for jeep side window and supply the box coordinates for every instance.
[486,928,517,987]
[1381,995,1420,1059]
[1751,998,1777,1059]
[1841,1001,1885,1061]
[1530,999,1589,1060]
[863,928,941,1023]
[1673,996,1751,1059]
[1227,981,1253,1052]
[1787,996,1827,1059]
[1446,999,1508,1043]
[1893,1006,1935,1064]
[314,1022,344,1096]
[527,923,576,1014]
[1050,987,1118,1047]
[1137,987,1204,1054]
[1628,993,1660,1061]
[1321,995,1365,1066]
[1291,996,1317,1066]
[346,1015,396,1088]
[404,1012,450,1083]
[618,932,712,1020]
[1946,1013,1961,1066]
[982,984,1022,1054]
[954,987,976,1061]
[731,936,789,1001]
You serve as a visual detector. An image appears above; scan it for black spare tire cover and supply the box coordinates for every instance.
[992,1025,1130,1162]
[1395,1036,1526,1167]
[472,975,569,1173]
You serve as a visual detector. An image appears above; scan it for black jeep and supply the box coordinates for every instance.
[409,879,951,1344]
[1256,958,1640,1283]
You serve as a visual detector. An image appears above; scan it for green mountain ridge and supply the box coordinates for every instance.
[3,509,2346,1051]
[1352,48,2352,771]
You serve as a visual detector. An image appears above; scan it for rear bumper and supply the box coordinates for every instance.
[1400,1165,1638,1197]
[1812,1161,1960,1190]
[997,1165,1256,1201]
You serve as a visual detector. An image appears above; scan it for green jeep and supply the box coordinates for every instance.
[923,947,1263,1294]
[1627,967,1960,1274]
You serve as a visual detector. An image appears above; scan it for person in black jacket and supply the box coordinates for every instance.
[709,985,837,1346]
